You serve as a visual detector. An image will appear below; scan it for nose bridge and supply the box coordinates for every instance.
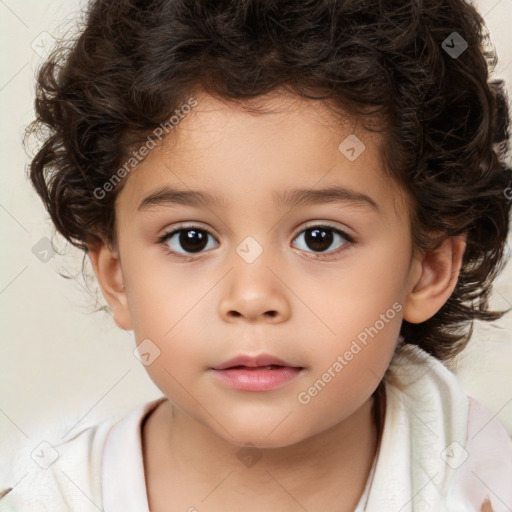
[230,231,280,291]
[224,200,282,264]
[235,233,269,265]
[219,231,290,322]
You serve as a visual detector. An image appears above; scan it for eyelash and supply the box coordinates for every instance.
[157,222,355,262]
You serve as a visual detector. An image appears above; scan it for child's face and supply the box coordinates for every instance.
[104,90,422,447]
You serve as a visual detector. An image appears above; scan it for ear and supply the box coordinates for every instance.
[403,235,467,324]
[87,241,133,331]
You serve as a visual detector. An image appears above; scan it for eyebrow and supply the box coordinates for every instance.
[274,185,379,211]
[137,185,379,212]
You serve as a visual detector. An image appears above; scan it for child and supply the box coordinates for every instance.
[2,0,512,510]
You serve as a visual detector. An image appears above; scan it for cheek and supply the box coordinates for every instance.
[122,256,214,379]
[305,238,408,332]
[122,248,201,336]
[294,301,401,428]
[296,237,408,384]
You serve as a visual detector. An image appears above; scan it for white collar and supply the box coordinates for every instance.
[102,396,166,512]
[100,395,375,511]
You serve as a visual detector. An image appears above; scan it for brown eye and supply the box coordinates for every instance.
[292,225,351,256]
[160,227,218,255]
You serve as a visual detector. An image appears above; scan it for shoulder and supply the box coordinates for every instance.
[0,416,115,512]
[446,396,512,510]
[0,399,162,512]
[366,345,512,511]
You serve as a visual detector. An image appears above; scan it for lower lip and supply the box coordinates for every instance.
[211,366,303,391]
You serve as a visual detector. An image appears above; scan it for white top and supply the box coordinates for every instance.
[2,346,511,511]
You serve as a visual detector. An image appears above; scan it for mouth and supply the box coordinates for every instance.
[212,353,304,371]
[227,364,293,370]
[210,354,305,391]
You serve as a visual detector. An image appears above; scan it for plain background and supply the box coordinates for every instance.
[1,0,512,474]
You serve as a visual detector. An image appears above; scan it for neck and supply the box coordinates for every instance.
[144,395,381,511]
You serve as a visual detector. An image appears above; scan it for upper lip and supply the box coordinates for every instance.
[212,354,302,370]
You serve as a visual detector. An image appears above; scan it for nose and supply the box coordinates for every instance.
[218,255,291,324]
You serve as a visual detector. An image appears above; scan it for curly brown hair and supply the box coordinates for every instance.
[25,0,512,363]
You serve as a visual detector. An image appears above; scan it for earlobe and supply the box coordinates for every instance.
[403,235,467,324]
[87,242,133,331]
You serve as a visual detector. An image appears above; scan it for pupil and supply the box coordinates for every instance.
[180,229,207,253]
[306,228,333,252]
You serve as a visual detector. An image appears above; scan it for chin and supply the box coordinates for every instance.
[216,423,310,450]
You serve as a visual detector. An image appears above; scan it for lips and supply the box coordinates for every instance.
[212,353,302,371]
[210,353,305,391]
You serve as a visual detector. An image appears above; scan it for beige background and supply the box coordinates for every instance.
[1,0,511,472]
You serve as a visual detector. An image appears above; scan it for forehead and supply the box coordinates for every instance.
[115,90,405,220]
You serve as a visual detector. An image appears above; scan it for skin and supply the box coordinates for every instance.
[88,89,466,511]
